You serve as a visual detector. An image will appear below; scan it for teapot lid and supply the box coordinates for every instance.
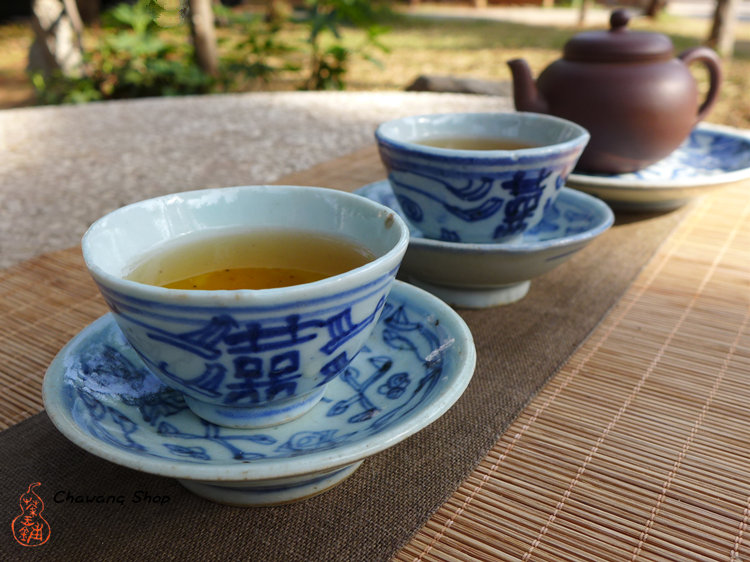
[564,10,673,62]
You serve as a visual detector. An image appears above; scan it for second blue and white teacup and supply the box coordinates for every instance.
[375,112,590,243]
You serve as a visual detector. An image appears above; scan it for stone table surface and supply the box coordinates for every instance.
[0,91,511,270]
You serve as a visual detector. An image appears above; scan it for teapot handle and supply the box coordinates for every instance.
[678,46,723,125]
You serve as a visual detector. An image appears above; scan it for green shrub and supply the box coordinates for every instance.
[213,3,300,91]
[295,0,390,90]
[29,0,391,104]
[31,0,213,104]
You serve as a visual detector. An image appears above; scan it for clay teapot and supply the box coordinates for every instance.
[508,9,722,174]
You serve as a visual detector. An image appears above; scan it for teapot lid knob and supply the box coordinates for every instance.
[609,9,630,31]
[564,9,673,62]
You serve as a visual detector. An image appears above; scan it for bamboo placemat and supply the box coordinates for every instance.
[396,180,750,560]
[3,143,744,560]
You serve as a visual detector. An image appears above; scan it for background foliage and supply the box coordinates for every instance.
[2,2,748,128]
[30,0,392,104]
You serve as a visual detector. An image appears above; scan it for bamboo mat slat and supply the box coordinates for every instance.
[0,250,109,428]
[3,142,750,560]
[394,180,750,561]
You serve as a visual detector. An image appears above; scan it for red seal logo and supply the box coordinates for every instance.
[11,482,51,547]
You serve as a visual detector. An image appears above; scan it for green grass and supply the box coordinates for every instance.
[1,6,748,128]
[341,10,750,129]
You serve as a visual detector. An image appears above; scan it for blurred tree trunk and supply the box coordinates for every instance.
[28,0,85,77]
[577,0,590,26]
[76,0,100,25]
[188,0,219,76]
[707,0,739,56]
[644,0,668,18]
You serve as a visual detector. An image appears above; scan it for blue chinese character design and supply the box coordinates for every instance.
[60,287,460,465]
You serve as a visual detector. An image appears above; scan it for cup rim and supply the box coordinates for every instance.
[82,185,410,304]
[375,111,590,161]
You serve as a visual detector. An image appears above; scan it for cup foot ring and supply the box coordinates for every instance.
[184,386,327,429]
[407,278,531,308]
[178,461,363,506]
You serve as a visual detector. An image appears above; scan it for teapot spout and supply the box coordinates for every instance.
[507,59,549,114]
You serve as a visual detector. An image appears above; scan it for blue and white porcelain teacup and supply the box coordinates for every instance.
[82,185,409,429]
[375,112,590,244]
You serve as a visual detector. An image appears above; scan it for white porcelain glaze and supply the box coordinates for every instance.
[82,185,409,428]
[567,124,750,210]
[43,282,476,505]
[375,112,589,243]
[357,181,614,308]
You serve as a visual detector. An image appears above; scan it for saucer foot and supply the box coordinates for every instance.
[184,386,327,429]
[407,278,531,308]
[179,462,363,506]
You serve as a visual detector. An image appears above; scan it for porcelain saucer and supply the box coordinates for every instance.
[42,281,476,506]
[567,123,750,211]
[356,181,614,308]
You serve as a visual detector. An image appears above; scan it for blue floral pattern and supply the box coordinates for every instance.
[584,127,750,182]
[386,165,566,243]
[376,122,585,244]
[97,277,392,411]
[361,181,605,245]
[58,287,460,466]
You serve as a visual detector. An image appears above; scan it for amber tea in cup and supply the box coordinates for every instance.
[126,228,375,290]
[416,137,539,151]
